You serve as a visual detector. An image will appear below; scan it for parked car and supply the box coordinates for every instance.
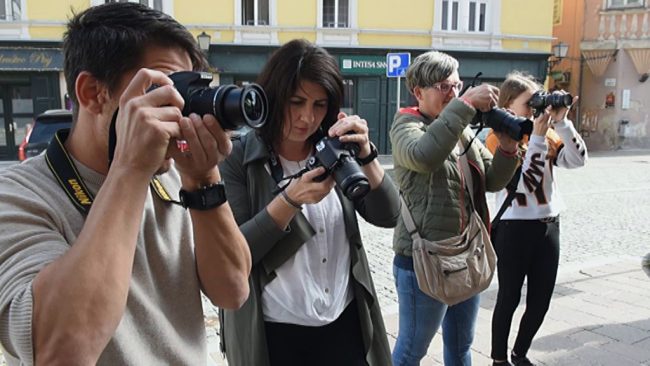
[18,109,73,161]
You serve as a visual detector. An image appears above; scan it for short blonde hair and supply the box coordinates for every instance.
[405,51,459,94]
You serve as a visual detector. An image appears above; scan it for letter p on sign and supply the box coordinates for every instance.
[386,53,410,78]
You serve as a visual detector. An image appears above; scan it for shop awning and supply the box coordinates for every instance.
[581,49,616,77]
[625,48,650,75]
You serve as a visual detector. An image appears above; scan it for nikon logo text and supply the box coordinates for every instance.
[68,179,91,205]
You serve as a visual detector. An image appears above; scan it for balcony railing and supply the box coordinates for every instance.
[597,9,650,40]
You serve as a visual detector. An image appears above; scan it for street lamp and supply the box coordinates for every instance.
[549,41,569,70]
[197,31,211,53]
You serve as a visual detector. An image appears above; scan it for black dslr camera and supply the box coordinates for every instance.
[461,72,532,141]
[305,134,370,201]
[167,71,268,130]
[472,108,533,141]
[528,91,573,117]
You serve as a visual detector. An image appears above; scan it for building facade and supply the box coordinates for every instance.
[578,0,650,150]
[0,0,554,159]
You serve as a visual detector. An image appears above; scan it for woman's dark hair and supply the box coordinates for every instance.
[63,2,207,116]
[256,39,344,148]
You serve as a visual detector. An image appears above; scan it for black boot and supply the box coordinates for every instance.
[511,352,535,366]
[492,360,513,366]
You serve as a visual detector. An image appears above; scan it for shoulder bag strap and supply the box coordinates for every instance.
[457,142,476,211]
[399,195,422,241]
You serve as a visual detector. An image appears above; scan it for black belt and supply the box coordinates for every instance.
[504,216,559,224]
[538,216,559,223]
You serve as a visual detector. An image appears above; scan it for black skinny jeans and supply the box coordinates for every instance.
[490,218,560,360]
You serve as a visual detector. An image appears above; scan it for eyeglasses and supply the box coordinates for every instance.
[431,81,464,95]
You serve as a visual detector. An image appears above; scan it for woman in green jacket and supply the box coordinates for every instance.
[219,39,400,366]
[390,50,520,366]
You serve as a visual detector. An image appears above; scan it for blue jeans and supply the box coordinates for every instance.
[392,263,480,366]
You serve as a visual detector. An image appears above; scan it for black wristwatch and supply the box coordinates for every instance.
[179,182,227,210]
[357,142,378,166]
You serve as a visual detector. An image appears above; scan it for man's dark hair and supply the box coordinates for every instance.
[256,39,344,149]
[63,2,207,116]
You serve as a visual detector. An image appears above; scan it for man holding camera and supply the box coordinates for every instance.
[0,3,250,365]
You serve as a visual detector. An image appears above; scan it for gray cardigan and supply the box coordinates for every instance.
[219,131,399,366]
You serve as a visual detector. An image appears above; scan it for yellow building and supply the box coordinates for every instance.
[0,0,554,158]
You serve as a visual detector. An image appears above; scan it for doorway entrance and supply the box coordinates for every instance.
[0,84,34,160]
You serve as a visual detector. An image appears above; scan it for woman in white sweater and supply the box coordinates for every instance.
[486,72,587,366]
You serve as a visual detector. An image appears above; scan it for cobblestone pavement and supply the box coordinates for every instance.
[2,151,649,365]
[205,150,650,365]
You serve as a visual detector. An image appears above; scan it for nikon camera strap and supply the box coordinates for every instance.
[45,129,178,217]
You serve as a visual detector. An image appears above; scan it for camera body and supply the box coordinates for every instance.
[528,91,573,117]
[168,71,268,130]
[306,134,370,201]
[473,108,533,141]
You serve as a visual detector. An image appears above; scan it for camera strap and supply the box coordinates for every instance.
[46,129,179,217]
[267,145,285,184]
[491,166,522,227]
[45,129,95,216]
[266,145,309,194]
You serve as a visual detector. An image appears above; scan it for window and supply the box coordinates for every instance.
[441,0,487,32]
[441,0,459,31]
[468,1,486,32]
[323,0,349,28]
[242,0,269,26]
[104,0,163,11]
[0,0,21,21]
[608,0,644,8]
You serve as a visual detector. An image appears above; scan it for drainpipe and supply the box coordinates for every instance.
[577,53,585,132]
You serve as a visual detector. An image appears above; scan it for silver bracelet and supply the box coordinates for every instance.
[280,190,302,210]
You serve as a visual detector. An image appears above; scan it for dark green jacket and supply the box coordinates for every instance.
[219,132,399,366]
[390,99,520,256]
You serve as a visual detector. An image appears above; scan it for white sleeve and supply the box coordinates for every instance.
[553,118,588,169]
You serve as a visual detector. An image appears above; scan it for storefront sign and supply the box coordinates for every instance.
[339,55,387,75]
[0,48,64,71]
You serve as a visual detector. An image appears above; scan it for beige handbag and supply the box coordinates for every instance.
[401,146,497,306]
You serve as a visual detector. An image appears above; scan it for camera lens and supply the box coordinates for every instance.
[332,156,370,200]
[342,177,370,201]
[219,84,268,130]
[482,108,533,141]
[241,86,266,128]
[548,93,573,109]
[167,72,268,130]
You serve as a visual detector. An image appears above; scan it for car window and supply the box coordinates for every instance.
[29,121,71,144]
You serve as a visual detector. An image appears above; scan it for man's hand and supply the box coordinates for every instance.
[112,68,184,177]
[170,113,233,188]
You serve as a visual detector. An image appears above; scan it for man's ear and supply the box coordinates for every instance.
[75,71,109,115]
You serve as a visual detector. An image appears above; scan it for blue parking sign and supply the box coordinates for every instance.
[386,53,410,78]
